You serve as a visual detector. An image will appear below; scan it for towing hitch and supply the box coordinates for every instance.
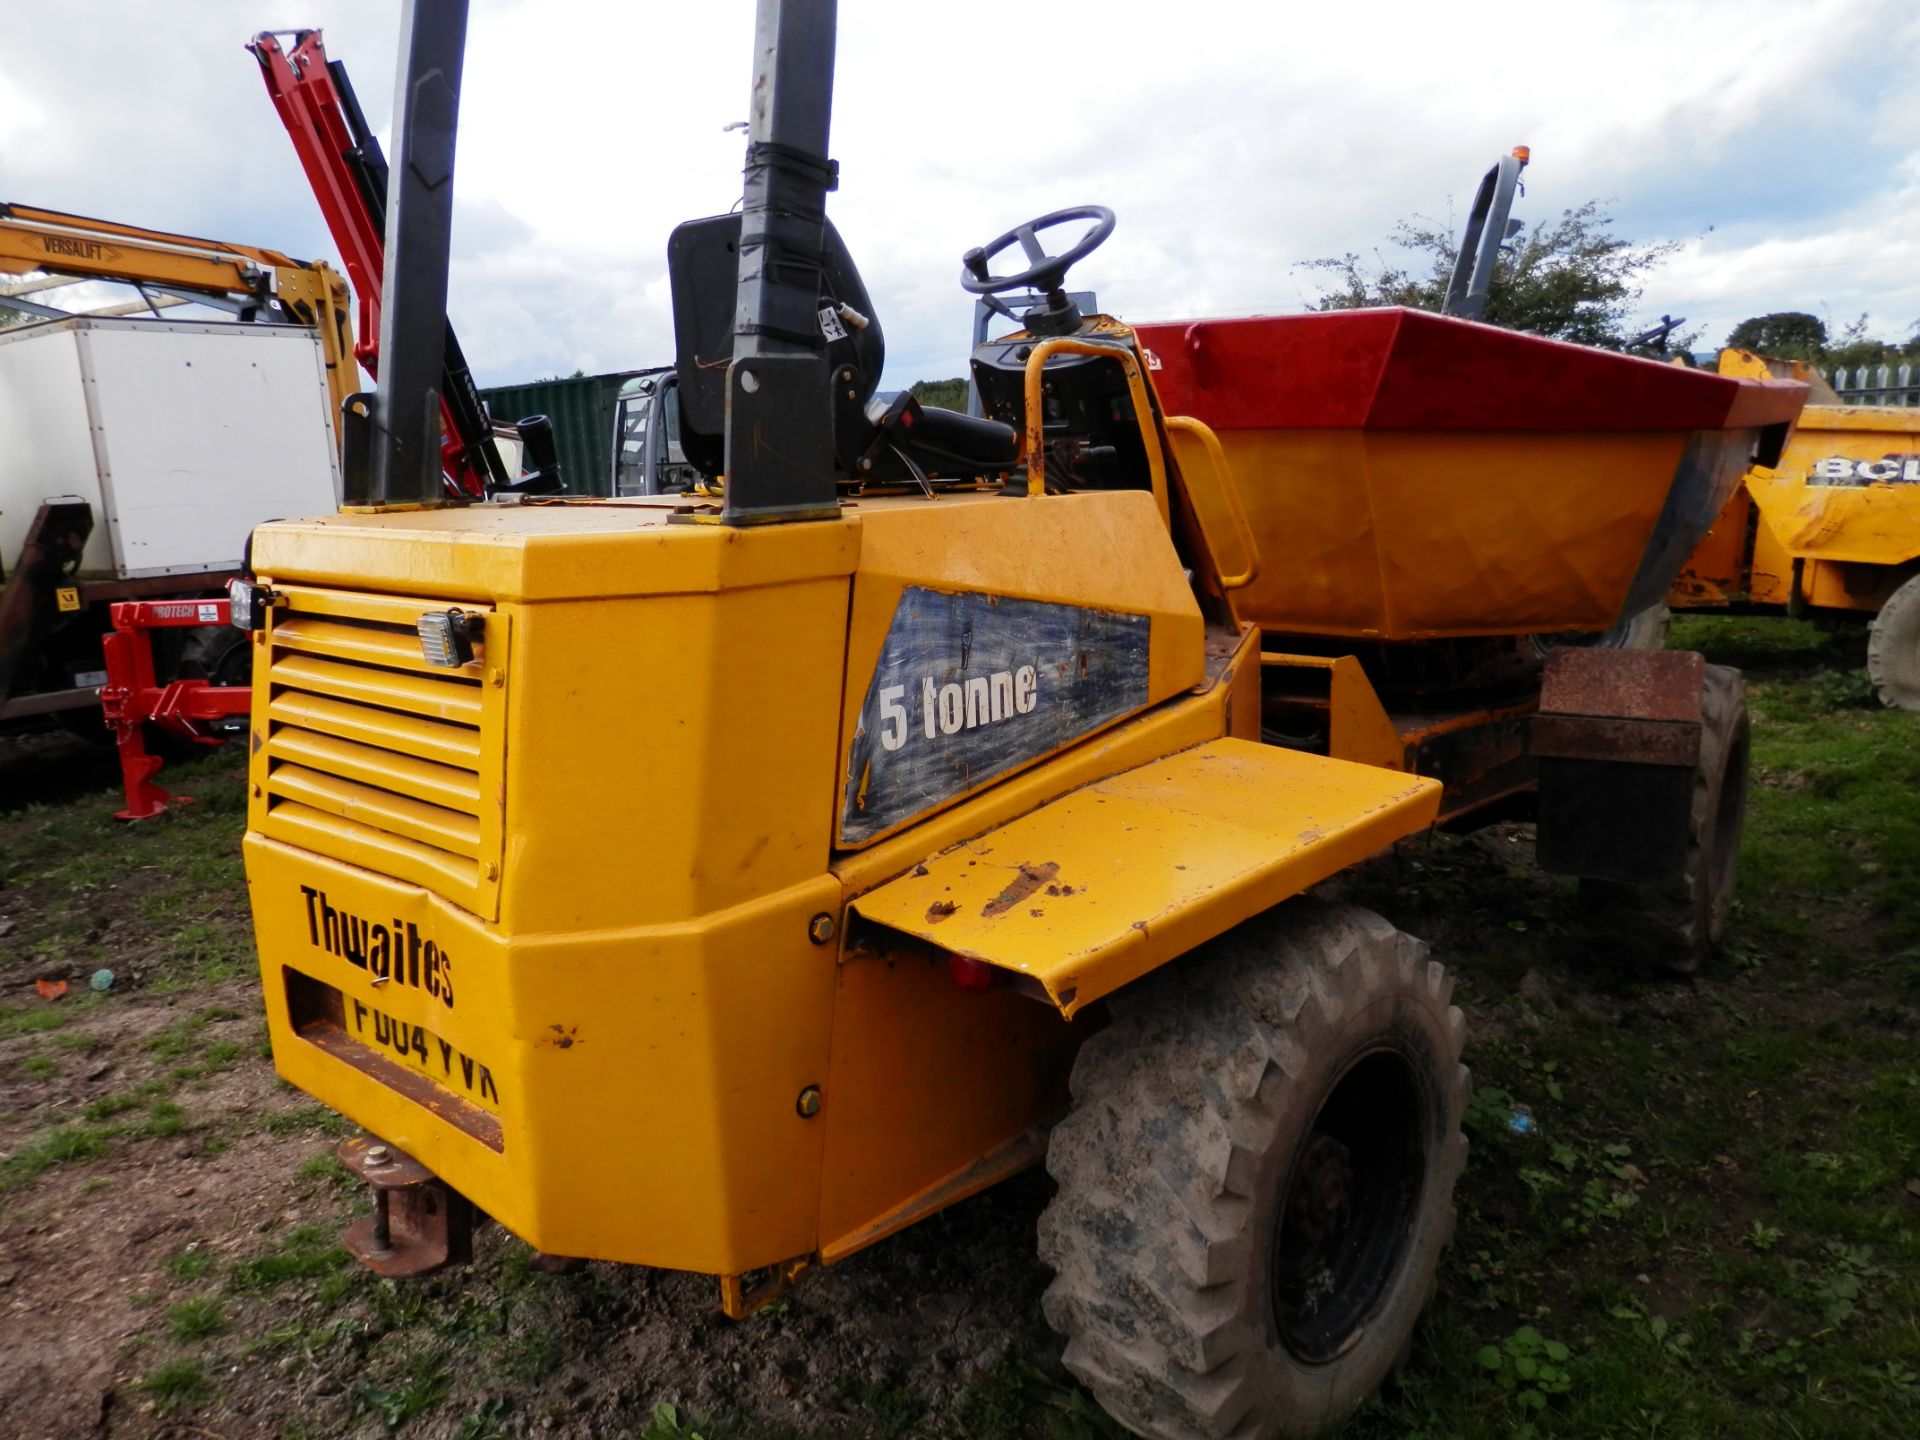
[337,1136,474,1278]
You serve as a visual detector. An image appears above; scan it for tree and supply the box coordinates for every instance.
[1724,312,1827,361]
[1300,199,1680,349]
[909,377,968,411]
[1723,311,1920,373]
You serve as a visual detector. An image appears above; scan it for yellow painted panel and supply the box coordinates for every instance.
[815,947,1078,1262]
[246,835,843,1275]
[272,651,484,724]
[1670,489,1752,606]
[249,500,860,604]
[262,801,476,896]
[1747,448,1920,571]
[266,694,480,767]
[271,614,475,680]
[268,764,480,856]
[267,730,481,815]
[836,490,1205,849]
[850,739,1440,1017]
[498,577,851,935]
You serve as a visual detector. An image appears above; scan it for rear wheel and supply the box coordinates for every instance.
[1039,900,1468,1440]
[1867,574,1920,712]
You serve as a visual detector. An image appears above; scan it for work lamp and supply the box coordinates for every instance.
[417,609,483,668]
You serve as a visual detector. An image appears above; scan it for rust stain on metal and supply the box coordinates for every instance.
[982,861,1061,919]
[299,1020,502,1152]
[336,1136,474,1279]
[1538,648,1704,724]
[1535,650,1707,767]
[926,900,959,922]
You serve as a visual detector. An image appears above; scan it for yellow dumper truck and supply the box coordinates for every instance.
[1674,349,1920,708]
[234,4,1805,1435]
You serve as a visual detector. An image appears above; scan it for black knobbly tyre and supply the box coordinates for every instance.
[1038,899,1469,1440]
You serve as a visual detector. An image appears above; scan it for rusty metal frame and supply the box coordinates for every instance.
[337,1135,475,1279]
[1532,648,1707,885]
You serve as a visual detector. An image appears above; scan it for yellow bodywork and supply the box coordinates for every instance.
[243,482,1438,1287]
[850,738,1437,1017]
[1673,351,1920,615]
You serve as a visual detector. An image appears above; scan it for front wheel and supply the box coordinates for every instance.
[1038,900,1469,1440]
[1868,573,1920,712]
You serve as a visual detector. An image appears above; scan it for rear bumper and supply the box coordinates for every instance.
[246,833,843,1276]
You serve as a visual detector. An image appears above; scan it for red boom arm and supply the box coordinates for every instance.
[249,29,497,498]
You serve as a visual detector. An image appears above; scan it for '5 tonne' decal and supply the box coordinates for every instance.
[841,587,1150,844]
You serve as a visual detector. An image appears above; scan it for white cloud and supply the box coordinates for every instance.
[2,0,1916,386]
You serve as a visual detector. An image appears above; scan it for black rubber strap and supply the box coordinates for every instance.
[744,140,839,192]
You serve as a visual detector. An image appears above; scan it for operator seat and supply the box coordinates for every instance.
[667,213,1016,484]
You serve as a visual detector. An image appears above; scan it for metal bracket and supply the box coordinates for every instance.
[1532,648,1707,885]
[337,1135,474,1279]
[718,1255,814,1320]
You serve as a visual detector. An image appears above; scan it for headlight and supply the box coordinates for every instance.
[417,609,483,668]
[228,578,277,632]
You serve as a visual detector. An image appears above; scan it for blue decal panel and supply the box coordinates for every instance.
[840,587,1152,845]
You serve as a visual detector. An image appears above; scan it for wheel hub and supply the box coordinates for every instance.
[1271,1048,1427,1364]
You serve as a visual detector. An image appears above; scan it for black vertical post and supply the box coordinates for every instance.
[721,0,842,525]
[349,0,469,508]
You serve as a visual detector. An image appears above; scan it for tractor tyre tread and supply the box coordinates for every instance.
[1038,899,1468,1440]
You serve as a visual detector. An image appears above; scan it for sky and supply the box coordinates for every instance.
[3,0,1916,391]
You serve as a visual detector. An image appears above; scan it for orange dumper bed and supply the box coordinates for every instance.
[1135,309,1808,640]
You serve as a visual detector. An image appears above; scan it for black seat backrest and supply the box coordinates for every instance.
[667,212,885,479]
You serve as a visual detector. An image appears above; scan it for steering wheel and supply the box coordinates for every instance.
[961,205,1116,296]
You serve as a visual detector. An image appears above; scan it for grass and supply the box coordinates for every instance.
[166,1296,227,1341]
[0,1123,115,1190]
[162,1245,214,1283]
[139,1358,213,1416]
[229,1224,351,1292]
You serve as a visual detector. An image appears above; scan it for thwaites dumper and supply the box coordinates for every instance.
[238,5,1805,1437]
[1673,348,1920,710]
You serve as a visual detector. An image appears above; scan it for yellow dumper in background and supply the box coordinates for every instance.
[1673,349,1920,708]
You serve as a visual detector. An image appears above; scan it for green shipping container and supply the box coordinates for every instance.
[479,370,642,498]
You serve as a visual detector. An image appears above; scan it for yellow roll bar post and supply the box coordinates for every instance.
[1162,415,1261,590]
[1020,337,1169,524]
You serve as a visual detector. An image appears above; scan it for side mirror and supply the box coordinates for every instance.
[497,414,564,496]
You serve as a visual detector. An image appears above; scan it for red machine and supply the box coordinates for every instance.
[248,28,510,500]
[100,599,251,820]
[98,29,573,819]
